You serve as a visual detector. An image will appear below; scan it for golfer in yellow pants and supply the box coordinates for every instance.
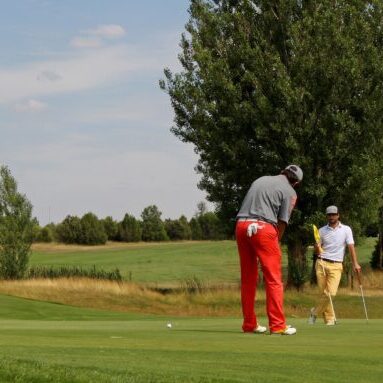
[309,206,361,325]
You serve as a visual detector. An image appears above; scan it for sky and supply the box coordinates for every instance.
[0,0,213,225]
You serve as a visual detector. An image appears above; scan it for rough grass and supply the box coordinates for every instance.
[0,277,382,319]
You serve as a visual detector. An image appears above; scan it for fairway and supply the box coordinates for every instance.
[0,295,381,383]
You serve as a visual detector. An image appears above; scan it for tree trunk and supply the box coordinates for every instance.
[286,238,308,291]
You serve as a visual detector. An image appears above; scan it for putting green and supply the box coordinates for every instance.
[0,295,381,382]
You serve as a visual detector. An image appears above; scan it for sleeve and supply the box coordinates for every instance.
[345,226,355,245]
[278,193,297,224]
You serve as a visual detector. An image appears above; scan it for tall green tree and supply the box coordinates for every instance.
[80,213,107,245]
[56,215,82,244]
[118,213,142,242]
[141,205,169,242]
[0,166,35,279]
[162,0,383,287]
[101,216,119,241]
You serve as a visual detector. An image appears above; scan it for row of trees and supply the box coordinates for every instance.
[35,203,227,245]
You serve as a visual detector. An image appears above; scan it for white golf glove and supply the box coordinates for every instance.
[247,223,258,237]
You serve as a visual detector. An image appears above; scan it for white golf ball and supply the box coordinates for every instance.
[167,323,172,329]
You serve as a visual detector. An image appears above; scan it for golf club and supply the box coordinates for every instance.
[355,271,369,322]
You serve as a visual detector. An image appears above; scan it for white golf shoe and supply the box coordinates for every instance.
[308,307,317,325]
[254,325,267,334]
[271,325,297,335]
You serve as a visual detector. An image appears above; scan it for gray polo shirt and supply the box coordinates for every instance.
[236,175,297,225]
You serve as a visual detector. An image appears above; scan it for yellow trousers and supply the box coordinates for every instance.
[315,259,343,323]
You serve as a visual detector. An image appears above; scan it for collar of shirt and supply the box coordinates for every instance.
[326,222,343,231]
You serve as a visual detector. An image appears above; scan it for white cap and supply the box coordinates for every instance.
[284,164,303,182]
[326,205,338,214]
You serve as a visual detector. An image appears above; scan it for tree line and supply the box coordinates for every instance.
[34,203,227,245]
[0,164,382,283]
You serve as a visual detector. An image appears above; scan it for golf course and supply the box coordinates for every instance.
[0,239,381,382]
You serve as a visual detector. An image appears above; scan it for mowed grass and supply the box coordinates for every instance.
[31,241,240,285]
[0,294,381,383]
[30,238,377,285]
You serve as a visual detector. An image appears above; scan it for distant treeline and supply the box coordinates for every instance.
[34,203,230,245]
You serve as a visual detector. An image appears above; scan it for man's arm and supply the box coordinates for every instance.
[348,244,361,273]
[277,220,287,240]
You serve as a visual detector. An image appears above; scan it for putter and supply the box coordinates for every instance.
[355,272,369,323]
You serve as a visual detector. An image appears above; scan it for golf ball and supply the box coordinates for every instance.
[167,323,172,329]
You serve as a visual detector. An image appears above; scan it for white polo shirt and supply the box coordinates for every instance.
[319,222,354,262]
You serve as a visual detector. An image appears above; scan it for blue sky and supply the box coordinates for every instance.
[0,0,212,225]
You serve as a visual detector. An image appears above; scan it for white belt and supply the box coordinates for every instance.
[237,217,268,224]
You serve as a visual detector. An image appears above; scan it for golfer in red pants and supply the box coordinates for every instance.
[236,165,303,335]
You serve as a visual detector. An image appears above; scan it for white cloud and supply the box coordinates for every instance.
[0,44,158,104]
[36,70,62,82]
[70,37,103,49]
[87,24,126,39]
[14,99,47,112]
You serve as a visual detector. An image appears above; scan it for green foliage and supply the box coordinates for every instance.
[56,214,107,245]
[162,0,383,285]
[101,216,119,241]
[0,166,34,279]
[118,213,142,242]
[370,207,383,269]
[370,237,383,269]
[165,215,192,240]
[34,226,54,243]
[27,265,122,281]
[189,217,203,240]
[56,215,82,244]
[141,205,169,242]
[79,213,107,245]
[198,211,225,240]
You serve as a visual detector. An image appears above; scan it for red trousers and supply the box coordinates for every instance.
[236,220,286,332]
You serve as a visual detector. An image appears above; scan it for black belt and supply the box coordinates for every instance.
[320,258,343,264]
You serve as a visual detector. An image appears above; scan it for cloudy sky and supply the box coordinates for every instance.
[0,0,212,225]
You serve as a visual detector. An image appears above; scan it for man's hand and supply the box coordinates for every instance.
[353,262,362,273]
[314,243,322,256]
